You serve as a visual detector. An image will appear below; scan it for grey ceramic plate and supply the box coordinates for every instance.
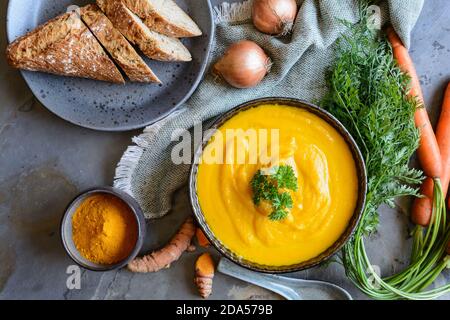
[6,0,214,131]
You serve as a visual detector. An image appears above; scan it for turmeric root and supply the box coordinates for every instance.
[194,253,215,299]
[127,216,196,273]
[196,228,211,247]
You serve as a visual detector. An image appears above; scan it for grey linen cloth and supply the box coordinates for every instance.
[114,0,424,219]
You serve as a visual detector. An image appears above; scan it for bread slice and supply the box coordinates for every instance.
[121,0,202,38]
[80,4,160,83]
[97,0,192,62]
[6,12,125,83]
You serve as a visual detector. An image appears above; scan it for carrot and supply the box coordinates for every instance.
[411,178,434,226]
[412,83,450,226]
[386,27,442,179]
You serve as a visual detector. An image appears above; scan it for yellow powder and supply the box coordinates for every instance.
[72,194,138,265]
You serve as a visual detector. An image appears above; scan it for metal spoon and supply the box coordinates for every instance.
[218,258,352,300]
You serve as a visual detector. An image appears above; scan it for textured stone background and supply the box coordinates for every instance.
[0,0,449,299]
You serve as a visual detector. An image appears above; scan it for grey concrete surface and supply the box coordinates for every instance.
[0,0,449,300]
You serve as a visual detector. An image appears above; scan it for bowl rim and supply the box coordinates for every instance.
[60,186,146,272]
[189,97,367,273]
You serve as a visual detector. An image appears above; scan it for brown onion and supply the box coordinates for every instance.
[213,40,271,89]
[252,0,298,35]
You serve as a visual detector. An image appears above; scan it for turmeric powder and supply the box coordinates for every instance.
[72,194,138,265]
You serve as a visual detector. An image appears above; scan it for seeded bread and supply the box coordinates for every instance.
[97,0,192,62]
[121,0,202,38]
[81,4,160,83]
[6,12,125,83]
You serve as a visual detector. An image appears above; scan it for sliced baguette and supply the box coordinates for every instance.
[6,12,125,83]
[121,0,202,38]
[80,4,160,83]
[97,0,192,62]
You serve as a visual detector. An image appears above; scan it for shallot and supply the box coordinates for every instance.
[213,40,271,89]
[252,0,298,35]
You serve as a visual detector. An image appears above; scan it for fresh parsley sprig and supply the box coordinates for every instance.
[250,165,298,221]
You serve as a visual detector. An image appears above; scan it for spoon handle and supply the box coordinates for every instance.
[217,258,300,300]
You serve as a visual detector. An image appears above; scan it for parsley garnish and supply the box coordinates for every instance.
[250,165,298,221]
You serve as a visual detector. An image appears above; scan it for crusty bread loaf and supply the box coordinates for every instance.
[6,12,125,84]
[121,0,202,38]
[81,4,160,83]
[97,0,192,62]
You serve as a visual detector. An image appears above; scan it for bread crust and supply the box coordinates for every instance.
[121,0,202,38]
[81,4,160,83]
[97,0,192,61]
[6,12,125,83]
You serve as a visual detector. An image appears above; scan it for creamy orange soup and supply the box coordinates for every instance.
[196,104,358,266]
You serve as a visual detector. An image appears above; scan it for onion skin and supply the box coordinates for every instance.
[213,40,271,89]
[252,0,298,35]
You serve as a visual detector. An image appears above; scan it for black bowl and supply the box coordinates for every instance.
[189,97,367,273]
[60,186,146,271]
